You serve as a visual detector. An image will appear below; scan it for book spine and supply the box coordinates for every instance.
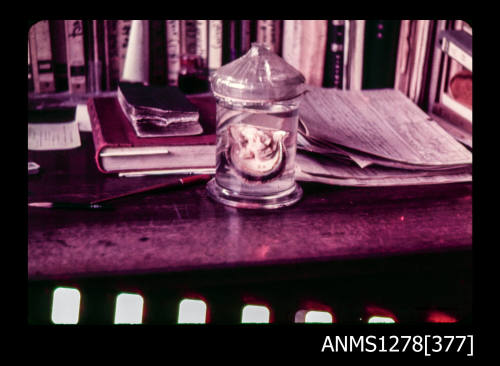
[345,20,365,90]
[49,20,68,92]
[166,20,181,86]
[362,20,401,89]
[65,20,87,94]
[86,97,109,173]
[92,20,107,92]
[323,20,346,89]
[394,19,412,95]
[29,20,56,93]
[208,20,222,74]
[407,20,431,103]
[180,20,198,75]
[104,20,120,90]
[83,20,96,93]
[149,20,167,85]
[239,20,252,56]
[222,20,239,64]
[282,20,302,70]
[427,20,447,113]
[299,20,328,86]
[256,20,281,54]
[195,20,208,72]
[117,20,132,80]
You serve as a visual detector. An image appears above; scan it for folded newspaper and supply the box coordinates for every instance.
[295,87,472,186]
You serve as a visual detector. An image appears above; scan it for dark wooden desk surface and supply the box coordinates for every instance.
[28,131,472,282]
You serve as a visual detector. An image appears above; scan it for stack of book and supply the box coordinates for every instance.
[294,87,472,186]
[87,83,216,176]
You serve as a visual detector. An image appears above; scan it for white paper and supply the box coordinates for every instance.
[76,104,92,132]
[299,87,472,167]
[28,120,81,151]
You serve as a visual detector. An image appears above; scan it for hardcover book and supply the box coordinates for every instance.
[87,94,216,174]
[323,20,346,89]
[117,82,203,137]
[64,20,87,94]
[362,20,401,90]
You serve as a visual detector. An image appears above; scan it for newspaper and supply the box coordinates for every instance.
[295,87,472,186]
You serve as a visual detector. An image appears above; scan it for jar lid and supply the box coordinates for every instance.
[210,43,306,103]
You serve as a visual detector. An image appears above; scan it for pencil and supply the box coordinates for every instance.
[90,174,212,205]
[28,202,111,210]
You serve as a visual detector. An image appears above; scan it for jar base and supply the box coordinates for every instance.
[206,178,303,209]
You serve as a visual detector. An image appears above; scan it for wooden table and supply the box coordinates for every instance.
[27,100,473,325]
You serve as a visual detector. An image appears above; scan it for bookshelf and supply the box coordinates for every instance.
[27,19,473,133]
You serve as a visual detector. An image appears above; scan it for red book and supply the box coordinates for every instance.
[87,95,216,174]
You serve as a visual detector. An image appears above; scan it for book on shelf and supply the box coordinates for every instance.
[362,20,400,89]
[323,20,346,89]
[394,20,435,106]
[208,20,222,74]
[103,20,120,90]
[117,20,132,79]
[344,19,365,91]
[87,93,216,175]
[116,81,203,137]
[149,20,167,86]
[282,20,302,72]
[195,20,208,71]
[49,20,68,91]
[29,20,56,93]
[222,20,239,64]
[166,19,182,85]
[64,20,87,94]
[239,20,253,56]
[283,20,328,87]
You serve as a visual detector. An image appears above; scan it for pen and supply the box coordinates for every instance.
[90,174,212,205]
[28,202,112,210]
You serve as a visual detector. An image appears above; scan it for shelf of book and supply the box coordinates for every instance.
[28,19,472,144]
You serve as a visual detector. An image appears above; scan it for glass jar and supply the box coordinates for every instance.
[206,43,306,209]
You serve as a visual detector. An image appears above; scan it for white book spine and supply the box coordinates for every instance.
[117,20,132,80]
[349,19,365,91]
[208,20,222,74]
[282,20,302,70]
[299,20,327,86]
[65,20,86,93]
[30,20,56,93]
[195,20,208,69]
[166,20,181,86]
[121,20,149,84]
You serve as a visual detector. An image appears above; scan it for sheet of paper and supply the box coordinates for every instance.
[295,152,472,181]
[28,120,81,151]
[299,87,472,167]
